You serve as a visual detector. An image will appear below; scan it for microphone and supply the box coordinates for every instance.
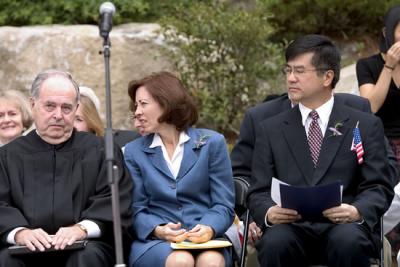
[99,2,116,39]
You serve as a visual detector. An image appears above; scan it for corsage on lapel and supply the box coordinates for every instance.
[328,121,343,137]
[351,121,364,164]
[194,134,210,149]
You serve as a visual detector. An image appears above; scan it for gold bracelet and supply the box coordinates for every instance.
[75,223,88,235]
[384,64,395,70]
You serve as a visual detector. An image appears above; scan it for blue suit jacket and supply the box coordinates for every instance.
[124,127,235,263]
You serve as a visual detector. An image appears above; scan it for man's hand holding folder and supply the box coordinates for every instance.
[266,178,361,225]
[266,206,302,225]
[323,203,362,224]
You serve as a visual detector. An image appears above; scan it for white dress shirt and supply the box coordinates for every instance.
[150,131,190,179]
[299,96,334,138]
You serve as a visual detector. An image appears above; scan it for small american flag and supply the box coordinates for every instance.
[351,121,364,164]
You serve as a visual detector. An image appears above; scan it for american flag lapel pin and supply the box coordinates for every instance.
[351,121,364,164]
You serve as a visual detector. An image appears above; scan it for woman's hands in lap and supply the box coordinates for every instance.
[153,222,214,243]
[153,222,188,242]
[187,224,214,243]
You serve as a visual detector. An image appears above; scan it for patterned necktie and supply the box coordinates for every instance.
[308,110,323,167]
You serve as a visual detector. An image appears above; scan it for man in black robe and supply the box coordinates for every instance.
[0,70,133,267]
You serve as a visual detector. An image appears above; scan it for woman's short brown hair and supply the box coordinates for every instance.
[128,71,198,131]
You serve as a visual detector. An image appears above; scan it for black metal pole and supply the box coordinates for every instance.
[102,35,126,267]
[240,210,250,267]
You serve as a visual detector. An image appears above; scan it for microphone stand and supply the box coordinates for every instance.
[101,35,126,267]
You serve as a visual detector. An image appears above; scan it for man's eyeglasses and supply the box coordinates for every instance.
[281,66,328,76]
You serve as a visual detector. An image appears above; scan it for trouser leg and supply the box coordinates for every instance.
[256,224,312,267]
[325,223,376,267]
[65,241,114,267]
[0,248,25,267]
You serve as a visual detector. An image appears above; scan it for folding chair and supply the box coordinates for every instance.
[234,176,250,267]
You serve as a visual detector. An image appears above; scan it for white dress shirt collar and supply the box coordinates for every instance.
[150,131,190,178]
[299,96,334,137]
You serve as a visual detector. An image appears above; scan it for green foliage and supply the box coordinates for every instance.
[262,0,400,40]
[0,0,191,26]
[2,0,398,42]
[161,1,285,138]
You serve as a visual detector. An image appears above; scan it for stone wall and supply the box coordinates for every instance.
[0,23,172,129]
[0,23,360,131]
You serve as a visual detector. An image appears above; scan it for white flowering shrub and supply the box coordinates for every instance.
[161,1,285,141]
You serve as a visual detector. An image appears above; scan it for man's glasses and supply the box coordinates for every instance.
[281,66,329,76]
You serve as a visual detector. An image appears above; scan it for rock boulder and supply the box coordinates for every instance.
[0,23,172,129]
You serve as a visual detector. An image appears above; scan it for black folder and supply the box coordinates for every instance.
[280,181,342,221]
[8,240,88,255]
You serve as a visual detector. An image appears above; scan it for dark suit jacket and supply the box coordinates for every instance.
[231,93,398,186]
[113,129,140,148]
[248,101,394,236]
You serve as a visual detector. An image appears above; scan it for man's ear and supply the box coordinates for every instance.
[323,70,335,87]
[382,27,386,38]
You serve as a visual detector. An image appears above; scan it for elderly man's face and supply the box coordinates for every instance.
[31,76,78,144]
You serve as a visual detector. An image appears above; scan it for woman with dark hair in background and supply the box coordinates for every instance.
[357,5,400,147]
[124,72,235,267]
[356,4,400,258]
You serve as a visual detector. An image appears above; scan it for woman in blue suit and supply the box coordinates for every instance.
[124,72,235,267]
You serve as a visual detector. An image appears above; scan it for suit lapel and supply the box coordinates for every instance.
[311,102,350,185]
[176,128,199,180]
[139,129,202,180]
[141,135,175,180]
[282,107,315,185]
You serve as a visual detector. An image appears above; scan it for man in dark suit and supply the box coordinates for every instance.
[247,34,394,267]
[231,92,376,180]
[231,76,398,249]
[231,92,399,246]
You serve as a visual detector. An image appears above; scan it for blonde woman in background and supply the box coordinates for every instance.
[74,86,104,136]
[0,90,33,146]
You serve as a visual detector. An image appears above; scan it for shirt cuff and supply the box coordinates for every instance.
[264,208,273,228]
[78,220,101,238]
[7,227,27,244]
[356,218,364,225]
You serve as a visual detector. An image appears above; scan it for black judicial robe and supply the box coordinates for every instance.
[0,130,133,246]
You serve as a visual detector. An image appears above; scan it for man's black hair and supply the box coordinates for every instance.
[285,34,341,88]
